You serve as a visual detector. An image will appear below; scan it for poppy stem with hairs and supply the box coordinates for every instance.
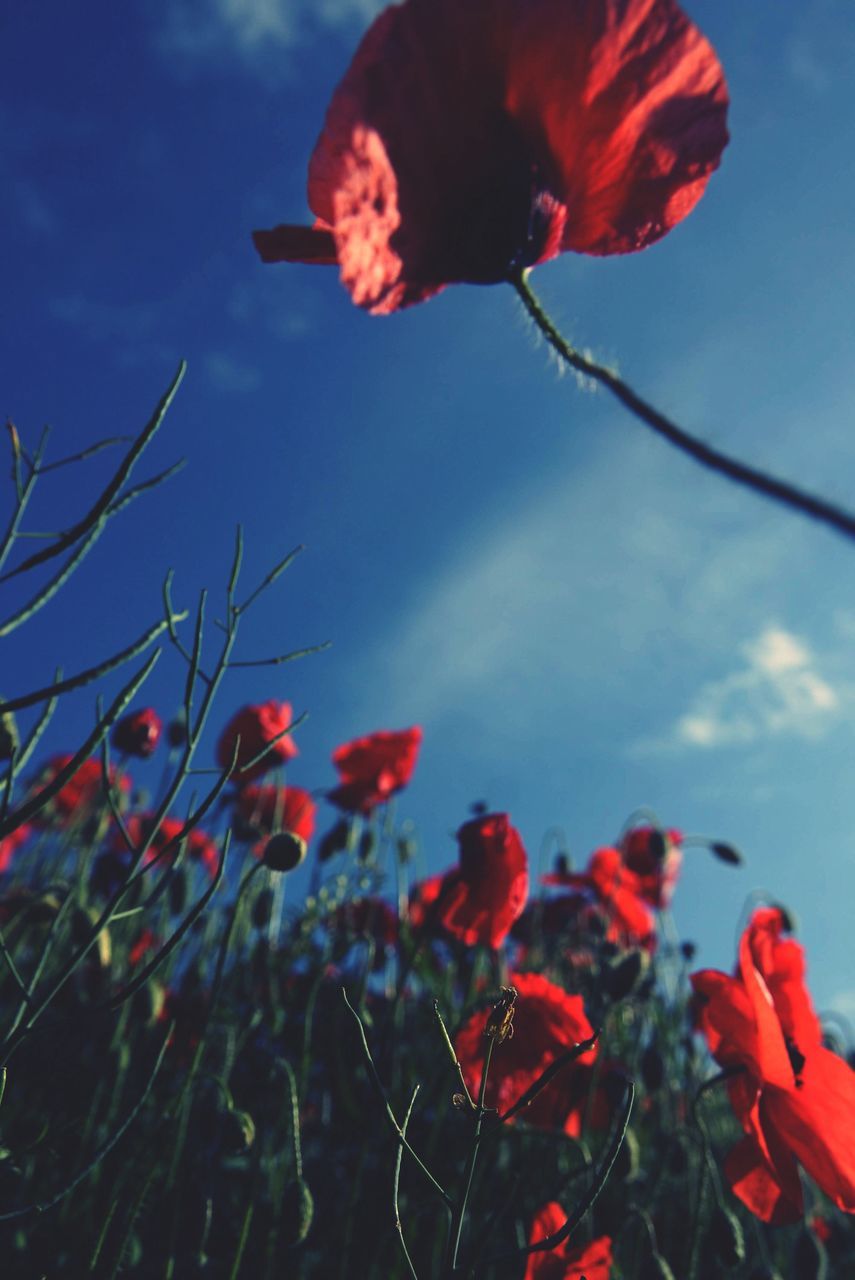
[447,1035,495,1273]
[511,268,855,544]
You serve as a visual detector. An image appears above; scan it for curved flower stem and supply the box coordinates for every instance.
[394,1085,421,1280]
[512,269,855,543]
[447,1036,495,1274]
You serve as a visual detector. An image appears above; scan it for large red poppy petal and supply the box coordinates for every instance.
[505,0,729,255]
[765,1047,855,1215]
[724,1131,803,1225]
[252,224,338,264]
[691,969,761,1070]
[738,920,792,1090]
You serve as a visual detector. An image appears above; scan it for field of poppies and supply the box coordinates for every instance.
[4,0,855,1276]
[1,384,853,1278]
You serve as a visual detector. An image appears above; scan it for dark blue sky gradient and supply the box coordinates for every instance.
[3,0,855,1013]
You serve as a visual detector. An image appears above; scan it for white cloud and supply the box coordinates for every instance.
[205,352,261,393]
[157,0,383,71]
[672,625,838,750]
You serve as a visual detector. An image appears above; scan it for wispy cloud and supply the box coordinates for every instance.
[205,352,261,393]
[157,0,383,73]
[673,626,838,749]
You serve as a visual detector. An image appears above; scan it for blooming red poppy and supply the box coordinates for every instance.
[30,754,129,827]
[524,1203,613,1280]
[237,784,317,846]
[328,726,421,814]
[253,0,728,313]
[621,825,682,908]
[216,700,298,783]
[0,823,32,874]
[328,896,398,952]
[543,846,655,949]
[112,708,163,759]
[120,814,220,878]
[422,812,529,949]
[455,971,597,1134]
[691,907,855,1224]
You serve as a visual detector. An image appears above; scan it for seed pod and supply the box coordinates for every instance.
[132,980,166,1027]
[613,1125,640,1181]
[358,828,377,862]
[262,832,306,873]
[0,703,19,761]
[280,1177,314,1246]
[710,1204,746,1268]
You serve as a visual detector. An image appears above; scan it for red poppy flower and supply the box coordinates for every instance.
[691,907,855,1224]
[525,1203,613,1280]
[237,784,316,846]
[621,825,682,908]
[455,971,597,1135]
[422,812,529,949]
[544,846,655,949]
[112,708,163,759]
[329,726,421,814]
[216,700,298,784]
[30,754,129,827]
[0,823,32,874]
[253,0,728,314]
[120,814,220,878]
[328,896,398,951]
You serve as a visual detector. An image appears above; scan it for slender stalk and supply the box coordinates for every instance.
[513,269,855,544]
[447,1036,495,1273]
[394,1086,421,1280]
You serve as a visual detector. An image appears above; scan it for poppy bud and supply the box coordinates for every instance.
[793,1230,828,1280]
[552,852,571,877]
[112,708,162,759]
[640,1042,665,1093]
[252,887,274,929]
[646,830,667,862]
[605,950,646,1002]
[710,1204,746,1267]
[280,1177,314,1246]
[681,940,697,961]
[318,819,350,863]
[0,703,19,762]
[710,841,743,866]
[70,905,112,968]
[397,834,417,864]
[262,832,307,873]
[132,979,166,1026]
[222,1109,255,1155]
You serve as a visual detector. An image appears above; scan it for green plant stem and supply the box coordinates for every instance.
[513,269,855,544]
[394,1086,421,1280]
[447,1036,495,1274]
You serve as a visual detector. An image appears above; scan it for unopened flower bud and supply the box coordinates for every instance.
[710,841,742,866]
[710,1204,746,1268]
[0,702,19,762]
[222,1109,255,1155]
[262,831,307,873]
[280,1177,314,1245]
[641,1041,665,1093]
[358,828,377,862]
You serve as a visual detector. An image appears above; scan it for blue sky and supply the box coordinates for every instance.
[3,0,855,1016]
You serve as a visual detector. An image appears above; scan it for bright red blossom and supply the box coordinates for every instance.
[621,825,682,907]
[329,726,422,814]
[120,814,220,878]
[455,971,596,1135]
[237,784,316,846]
[525,1203,613,1279]
[691,907,855,1224]
[216,701,298,784]
[112,708,163,758]
[543,846,655,949]
[253,0,728,313]
[0,823,32,874]
[423,812,529,949]
[30,755,129,826]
